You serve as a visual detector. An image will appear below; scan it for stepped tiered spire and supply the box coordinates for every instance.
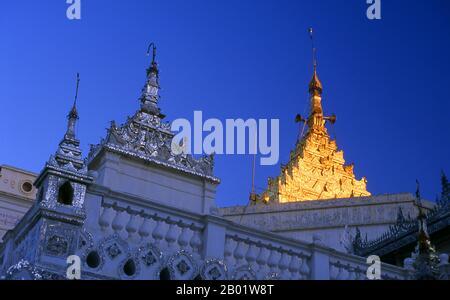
[5,74,94,278]
[412,181,440,279]
[309,65,322,96]
[87,45,218,183]
[305,64,336,135]
[140,43,163,117]
[308,28,322,97]
[252,29,370,204]
[65,73,80,139]
[40,73,88,175]
[32,73,92,225]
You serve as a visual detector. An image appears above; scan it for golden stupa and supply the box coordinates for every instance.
[252,64,370,204]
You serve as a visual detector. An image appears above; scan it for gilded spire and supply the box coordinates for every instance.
[308,65,323,96]
[252,29,370,204]
[308,28,322,96]
[306,28,329,131]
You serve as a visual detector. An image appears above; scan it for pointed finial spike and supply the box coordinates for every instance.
[145,43,159,78]
[65,73,80,138]
[147,42,157,64]
[415,179,427,220]
[74,72,80,107]
[308,27,317,68]
[415,179,421,201]
[68,73,80,121]
[307,28,322,96]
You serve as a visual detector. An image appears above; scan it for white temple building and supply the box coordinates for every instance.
[0,46,448,280]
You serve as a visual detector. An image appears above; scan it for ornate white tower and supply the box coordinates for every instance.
[0,76,93,279]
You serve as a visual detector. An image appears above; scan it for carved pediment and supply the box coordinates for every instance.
[88,110,219,182]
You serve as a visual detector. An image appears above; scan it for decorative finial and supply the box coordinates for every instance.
[74,73,80,106]
[65,73,80,139]
[146,43,158,77]
[415,179,427,219]
[68,73,80,120]
[140,43,163,116]
[308,27,317,69]
[412,180,440,279]
[147,43,157,63]
[415,179,421,202]
[308,28,322,95]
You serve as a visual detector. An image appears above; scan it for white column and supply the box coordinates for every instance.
[202,221,226,259]
[310,248,330,280]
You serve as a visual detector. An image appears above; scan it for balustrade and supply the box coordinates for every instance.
[92,200,409,280]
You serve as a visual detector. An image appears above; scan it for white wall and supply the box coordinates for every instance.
[219,193,434,252]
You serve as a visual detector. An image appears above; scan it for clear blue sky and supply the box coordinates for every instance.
[1,0,449,206]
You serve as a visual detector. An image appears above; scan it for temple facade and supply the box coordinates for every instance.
[0,47,448,280]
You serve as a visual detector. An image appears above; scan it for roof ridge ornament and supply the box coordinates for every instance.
[146,42,158,77]
[66,73,80,139]
[140,43,163,117]
[411,180,441,279]
[308,28,322,96]
[308,27,317,69]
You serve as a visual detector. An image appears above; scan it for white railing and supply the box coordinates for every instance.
[91,186,410,280]
[1,184,411,280]
[328,251,408,280]
[223,230,311,280]
[97,199,205,260]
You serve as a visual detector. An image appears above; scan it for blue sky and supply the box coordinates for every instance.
[1,0,449,206]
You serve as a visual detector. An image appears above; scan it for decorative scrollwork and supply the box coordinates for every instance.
[231,265,256,280]
[87,109,219,183]
[5,260,42,280]
[200,259,228,280]
[166,250,199,280]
